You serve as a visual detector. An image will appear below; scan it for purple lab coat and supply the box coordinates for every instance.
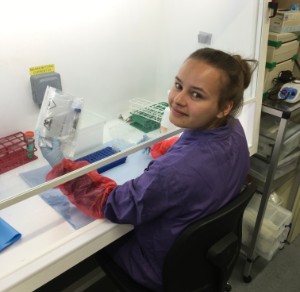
[102,118,249,291]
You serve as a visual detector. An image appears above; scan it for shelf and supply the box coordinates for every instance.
[262,98,300,119]
[249,168,298,193]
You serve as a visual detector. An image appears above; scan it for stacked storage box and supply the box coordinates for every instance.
[242,193,292,261]
[264,31,299,94]
[257,112,300,161]
[270,10,300,33]
[250,112,300,184]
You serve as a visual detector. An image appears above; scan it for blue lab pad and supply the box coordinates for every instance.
[0,217,22,252]
[19,165,95,230]
[19,147,128,230]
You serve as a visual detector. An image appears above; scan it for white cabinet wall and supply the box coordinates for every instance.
[0,0,268,154]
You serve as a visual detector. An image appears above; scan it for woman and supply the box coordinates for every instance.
[42,48,257,291]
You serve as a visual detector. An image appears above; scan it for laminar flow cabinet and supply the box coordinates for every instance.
[243,97,300,282]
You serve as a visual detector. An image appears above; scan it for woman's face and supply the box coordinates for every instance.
[168,58,232,130]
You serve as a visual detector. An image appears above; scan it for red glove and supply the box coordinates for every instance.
[150,136,179,158]
[46,159,117,218]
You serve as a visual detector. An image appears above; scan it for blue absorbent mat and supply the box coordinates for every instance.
[19,165,95,230]
[0,217,22,252]
[19,146,128,230]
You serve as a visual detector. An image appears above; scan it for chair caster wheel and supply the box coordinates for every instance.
[243,275,252,283]
[225,283,232,291]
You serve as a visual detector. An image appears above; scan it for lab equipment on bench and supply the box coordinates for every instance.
[0,132,38,174]
[36,86,84,158]
[24,131,35,159]
[75,146,127,173]
[129,98,169,133]
[278,81,300,103]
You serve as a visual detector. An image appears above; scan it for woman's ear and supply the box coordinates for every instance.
[217,101,233,118]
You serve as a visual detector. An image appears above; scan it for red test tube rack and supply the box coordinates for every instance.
[0,132,38,174]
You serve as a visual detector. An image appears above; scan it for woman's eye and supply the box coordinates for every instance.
[175,82,182,90]
[191,91,202,99]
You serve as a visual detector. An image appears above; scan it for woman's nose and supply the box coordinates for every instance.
[173,91,187,105]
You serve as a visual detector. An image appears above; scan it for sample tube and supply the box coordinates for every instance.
[24,131,35,158]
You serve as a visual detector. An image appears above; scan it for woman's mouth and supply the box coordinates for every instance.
[171,107,188,117]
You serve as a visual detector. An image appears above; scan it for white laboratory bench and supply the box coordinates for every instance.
[0,119,166,292]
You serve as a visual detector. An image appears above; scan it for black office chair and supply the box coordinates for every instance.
[96,183,256,292]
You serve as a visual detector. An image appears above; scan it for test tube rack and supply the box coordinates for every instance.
[0,132,38,174]
[129,98,168,133]
[76,146,127,173]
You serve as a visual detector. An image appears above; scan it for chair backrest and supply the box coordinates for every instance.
[163,183,256,292]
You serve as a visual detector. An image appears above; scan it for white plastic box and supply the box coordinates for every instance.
[242,193,292,261]
[258,133,300,161]
[267,32,299,65]
[270,10,300,33]
[250,149,300,182]
[257,113,300,161]
[75,110,106,155]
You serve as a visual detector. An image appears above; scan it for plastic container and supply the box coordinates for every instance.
[24,131,35,159]
[257,113,300,160]
[242,193,292,261]
[75,110,106,155]
[76,146,127,173]
[250,149,300,182]
[257,133,300,161]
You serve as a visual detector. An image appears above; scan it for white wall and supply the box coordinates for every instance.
[0,0,162,137]
[154,0,260,98]
[0,0,264,148]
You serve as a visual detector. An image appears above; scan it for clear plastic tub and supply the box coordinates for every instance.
[250,149,300,181]
[257,113,300,160]
[75,110,106,155]
[242,193,292,261]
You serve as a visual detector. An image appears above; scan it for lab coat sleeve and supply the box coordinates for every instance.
[103,157,183,226]
[46,159,117,218]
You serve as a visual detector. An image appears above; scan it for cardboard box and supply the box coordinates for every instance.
[267,32,299,64]
[270,10,300,33]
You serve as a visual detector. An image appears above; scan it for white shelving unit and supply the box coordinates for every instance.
[243,97,300,282]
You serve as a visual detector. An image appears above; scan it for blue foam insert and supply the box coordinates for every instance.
[76,147,127,173]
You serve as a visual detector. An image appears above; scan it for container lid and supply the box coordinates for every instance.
[24,131,34,138]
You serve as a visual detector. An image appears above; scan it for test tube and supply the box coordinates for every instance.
[24,131,35,158]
